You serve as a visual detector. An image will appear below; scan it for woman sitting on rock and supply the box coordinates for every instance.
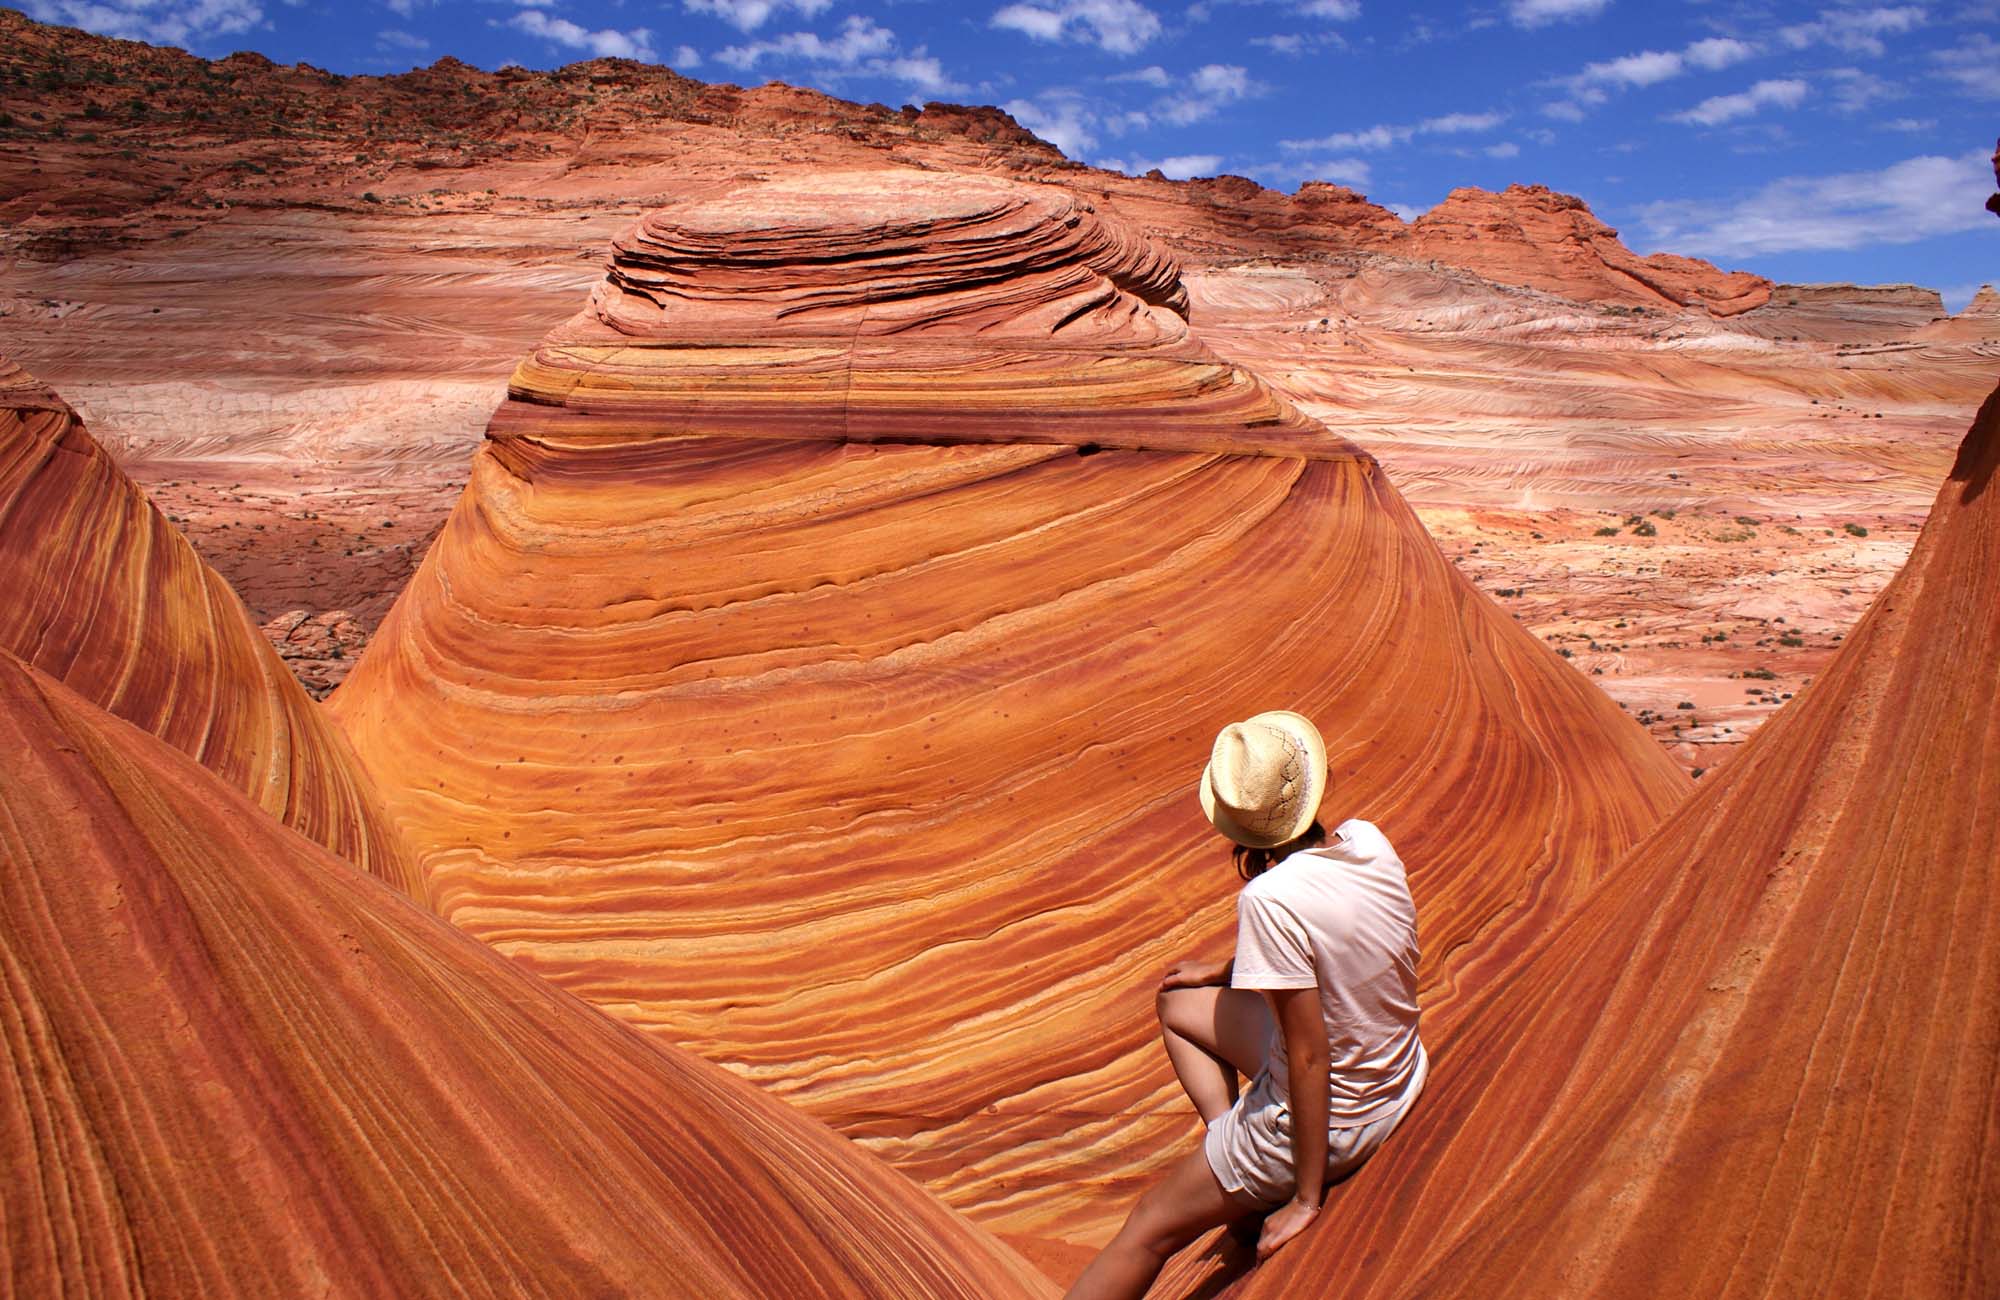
[1066,711,1427,1299]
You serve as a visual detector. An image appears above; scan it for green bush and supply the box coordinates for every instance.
[1632,520,1658,537]
[1594,526,1621,536]
[1843,522,1869,537]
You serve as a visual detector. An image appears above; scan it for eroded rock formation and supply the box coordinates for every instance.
[1400,184,1771,316]
[0,357,415,889]
[329,171,1689,1249]
[0,649,1055,1299]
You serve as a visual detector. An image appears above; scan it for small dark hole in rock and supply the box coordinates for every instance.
[1076,442,1102,457]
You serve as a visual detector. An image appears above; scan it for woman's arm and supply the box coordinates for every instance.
[1257,986,1329,1260]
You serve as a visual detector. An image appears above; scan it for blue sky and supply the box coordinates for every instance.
[23,0,1999,302]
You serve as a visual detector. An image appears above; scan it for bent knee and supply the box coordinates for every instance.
[1126,1190,1208,1260]
[1156,985,1205,1033]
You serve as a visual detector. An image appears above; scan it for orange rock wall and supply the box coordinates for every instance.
[329,173,1690,1247]
[0,651,1054,1299]
[1202,382,2000,1298]
[0,358,416,890]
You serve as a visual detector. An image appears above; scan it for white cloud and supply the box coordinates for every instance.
[23,0,261,46]
[714,14,962,97]
[672,43,702,67]
[1779,6,1925,57]
[1281,110,1504,152]
[1299,0,1360,17]
[1669,78,1809,126]
[509,10,654,60]
[1934,33,2000,97]
[1548,33,1777,118]
[1825,66,1901,112]
[1152,62,1256,123]
[684,0,832,32]
[1113,64,1171,86]
[716,15,894,68]
[1636,150,1994,256]
[377,28,429,50]
[1578,49,1685,87]
[1877,116,1936,131]
[1424,110,1505,133]
[878,51,960,97]
[1005,92,1100,157]
[1486,140,1521,157]
[1108,152,1224,179]
[991,0,1162,54]
[1507,0,1610,28]
[1684,36,1756,70]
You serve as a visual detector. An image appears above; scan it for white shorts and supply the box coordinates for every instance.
[1203,1044,1428,1208]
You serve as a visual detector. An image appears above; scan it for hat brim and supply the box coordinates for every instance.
[1198,710,1328,848]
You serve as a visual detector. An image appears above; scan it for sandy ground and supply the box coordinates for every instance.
[1184,261,1997,774]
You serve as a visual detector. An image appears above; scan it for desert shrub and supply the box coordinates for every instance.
[1676,701,1695,710]
[1743,666,1777,680]
[1778,634,1804,647]
[1843,522,1869,537]
[1632,520,1658,537]
[1735,515,1760,526]
[1594,526,1621,536]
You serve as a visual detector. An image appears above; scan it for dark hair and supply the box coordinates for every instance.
[1233,820,1327,880]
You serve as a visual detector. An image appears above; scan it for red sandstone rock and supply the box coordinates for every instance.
[327,171,1689,1251]
[1401,184,1771,316]
[0,357,416,890]
[0,651,1055,1299]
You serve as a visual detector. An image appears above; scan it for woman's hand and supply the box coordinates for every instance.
[1159,958,1228,990]
[1255,1197,1319,1262]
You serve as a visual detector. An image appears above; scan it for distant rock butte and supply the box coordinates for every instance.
[0,653,1054,1299]
[1167,381,2000,1298]
[0,357,416,890]
[1,7,1765,318]
[1740,281,1951,344]
[1399,184,1771,316]
[328,171,1689,1248]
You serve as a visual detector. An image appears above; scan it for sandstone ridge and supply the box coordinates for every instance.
[1,7,1765,317]
[0,356,416,890]
[329,171,1690,1251]
[0,651,1055,1299]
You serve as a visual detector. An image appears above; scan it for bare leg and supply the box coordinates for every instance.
[1064,1144,1256,1300]
[1156,985,1274,1124]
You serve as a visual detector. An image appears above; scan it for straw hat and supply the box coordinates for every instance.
[1198,711,1328,848]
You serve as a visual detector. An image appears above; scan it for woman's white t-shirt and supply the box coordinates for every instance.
[1230,818,1424,1126]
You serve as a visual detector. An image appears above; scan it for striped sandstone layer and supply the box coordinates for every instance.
[1179,381,2000,1298]
[0,652,1054,1299]
[0,357,415,890]
[329,172,1691,1248]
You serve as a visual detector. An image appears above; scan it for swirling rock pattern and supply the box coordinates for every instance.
[1194,382,2000,1298]
[0,357,416,891]
[329,172,1690,1248]
[0,651,1054,1299]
